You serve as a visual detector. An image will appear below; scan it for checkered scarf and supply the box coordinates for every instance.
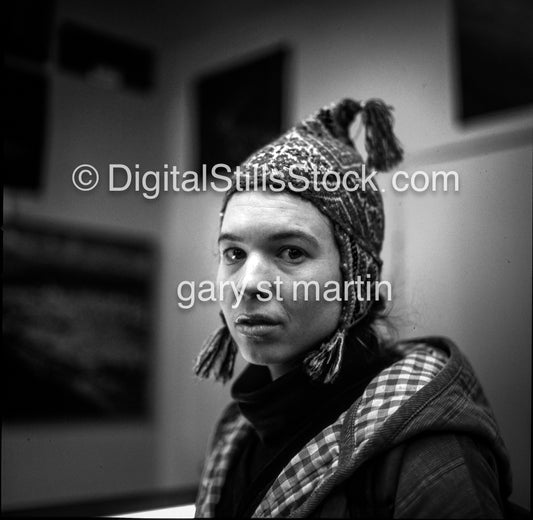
[195,342,447,517]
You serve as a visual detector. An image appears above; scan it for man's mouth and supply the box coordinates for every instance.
[234,313,282,337]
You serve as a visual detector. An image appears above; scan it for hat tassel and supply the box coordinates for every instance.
[362,99,404,172]
[303,329,346,383]
[193,324,236,383]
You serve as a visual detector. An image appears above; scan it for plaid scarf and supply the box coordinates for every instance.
[195,342,448,517]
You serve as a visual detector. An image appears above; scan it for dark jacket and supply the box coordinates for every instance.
[195,337,513,518]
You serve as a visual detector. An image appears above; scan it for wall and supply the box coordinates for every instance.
[3,0,531,510]
[2,0,169,509]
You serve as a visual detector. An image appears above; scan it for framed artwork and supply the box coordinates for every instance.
[2,220,157,422]
[58,21,155,92]
[195,46,289,177]
[453,0,533,120]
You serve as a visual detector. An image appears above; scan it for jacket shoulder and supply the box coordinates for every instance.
[319,432,506,518]
[393,433,505,518]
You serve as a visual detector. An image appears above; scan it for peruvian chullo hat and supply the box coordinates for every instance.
[194,98,404,384]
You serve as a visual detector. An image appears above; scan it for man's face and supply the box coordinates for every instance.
[217,190,342,380]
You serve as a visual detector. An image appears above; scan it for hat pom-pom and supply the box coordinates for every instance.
[362,99,404,172]
[319,98,363,147]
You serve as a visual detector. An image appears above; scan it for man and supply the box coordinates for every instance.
[193,98,513,517]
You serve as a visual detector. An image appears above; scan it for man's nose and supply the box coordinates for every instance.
[236,253,273,299]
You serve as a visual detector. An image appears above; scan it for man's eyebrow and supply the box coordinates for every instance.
[217,233,242,244]
[270,231,320,249]
[218,230,320,249]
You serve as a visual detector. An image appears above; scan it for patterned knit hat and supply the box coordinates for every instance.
[194,98,403,384]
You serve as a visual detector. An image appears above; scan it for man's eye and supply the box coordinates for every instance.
[222,248,246,264]
[279,247,306,263]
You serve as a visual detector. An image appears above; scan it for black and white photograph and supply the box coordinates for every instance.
[2,0,531,517]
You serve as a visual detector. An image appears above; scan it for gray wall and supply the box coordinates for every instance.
[2,0,531,510]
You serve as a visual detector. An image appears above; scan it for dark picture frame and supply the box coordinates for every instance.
[195,46,289,178]
[2,220,157,423]
[453,0,533,121]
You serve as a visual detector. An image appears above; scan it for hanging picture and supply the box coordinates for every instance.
[195,46,289,177]
[3,220,156,422]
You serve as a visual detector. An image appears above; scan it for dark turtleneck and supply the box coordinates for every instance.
[215,343,395,518]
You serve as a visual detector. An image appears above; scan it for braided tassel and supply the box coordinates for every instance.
[362,99,404,172]
[303,329,346,384]
[329,99,363,146]
[318,98,362,147]
[193,325,236,383]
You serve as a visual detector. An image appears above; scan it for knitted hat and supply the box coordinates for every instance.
[194,98,403,384]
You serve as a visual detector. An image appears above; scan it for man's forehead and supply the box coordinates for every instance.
[222,191,331,227]
[225,190,304,210]
[219,191,334,245]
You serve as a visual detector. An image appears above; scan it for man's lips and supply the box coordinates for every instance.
[234,313,282,337]
[235,313,281,326]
